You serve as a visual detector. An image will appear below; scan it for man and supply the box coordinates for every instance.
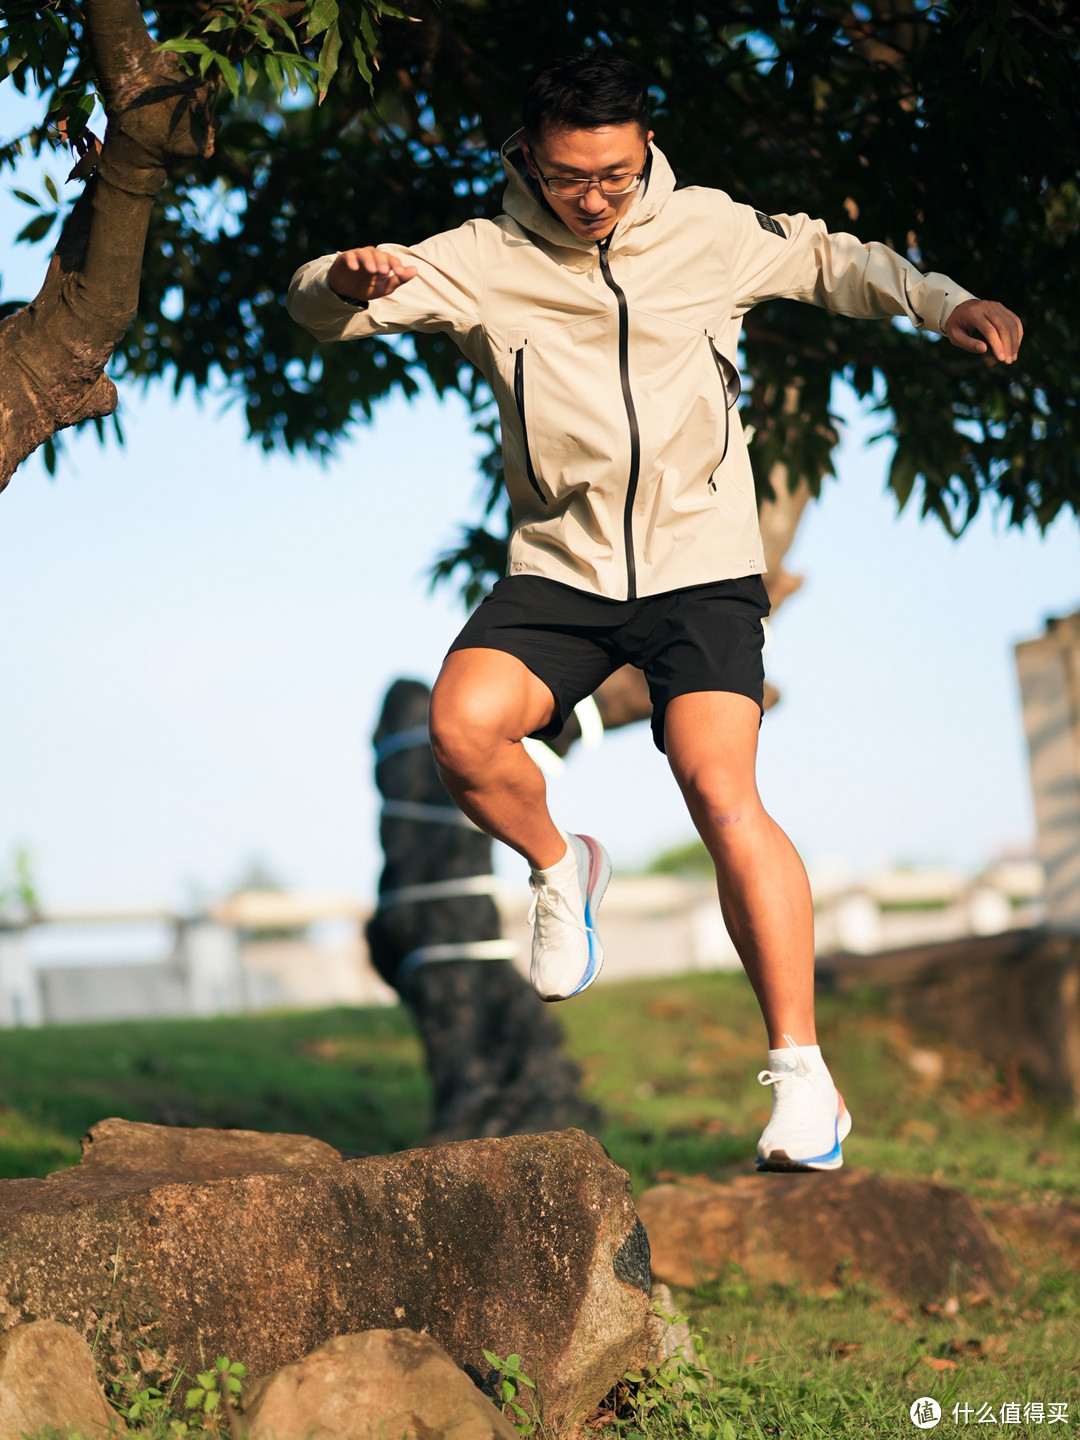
[288,51,1022,1172]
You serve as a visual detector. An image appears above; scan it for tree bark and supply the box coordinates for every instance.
[0,0,214,491]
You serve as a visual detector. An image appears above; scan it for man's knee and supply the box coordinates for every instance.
[429,668,534,776]
[678,763,761,836]
[429,680,494,773]
[429,649,557,777]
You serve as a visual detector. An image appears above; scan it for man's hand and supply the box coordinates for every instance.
[328,246,418,304]
[943,298,1023,363]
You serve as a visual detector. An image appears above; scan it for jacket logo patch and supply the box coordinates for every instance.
[755,211,786,238]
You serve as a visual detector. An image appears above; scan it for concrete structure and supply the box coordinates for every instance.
[1016,608,1080,932]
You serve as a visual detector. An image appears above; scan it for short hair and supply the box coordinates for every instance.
[522,50,650,143]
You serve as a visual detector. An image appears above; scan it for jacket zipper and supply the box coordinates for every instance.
[707,338,742,468]
[597,236,642,601]
[512,345,547,506]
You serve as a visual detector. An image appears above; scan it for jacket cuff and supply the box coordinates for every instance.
[330,286,369,309]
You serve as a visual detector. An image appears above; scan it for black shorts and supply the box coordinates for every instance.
[446,573,771,753]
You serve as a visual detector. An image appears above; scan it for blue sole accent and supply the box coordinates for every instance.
[567,892,600,997]
[756,1116,843,1171]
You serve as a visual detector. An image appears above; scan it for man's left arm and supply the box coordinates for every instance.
[728,201,1023,362]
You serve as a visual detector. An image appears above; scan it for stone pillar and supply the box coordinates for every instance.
[0,928,43,1027]
[1015,610,1080,933]
[365,678,599,1142]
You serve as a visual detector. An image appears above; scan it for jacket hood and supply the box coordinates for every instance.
[499,129,676,252]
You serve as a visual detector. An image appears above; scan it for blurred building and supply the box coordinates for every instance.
[0,858,1046,1026]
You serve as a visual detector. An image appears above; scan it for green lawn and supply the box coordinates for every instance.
[3,970,1078,1437]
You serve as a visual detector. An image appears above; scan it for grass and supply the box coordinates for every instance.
[3,969,1079,1437]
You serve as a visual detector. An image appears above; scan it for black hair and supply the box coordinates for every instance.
[522,50,650,143]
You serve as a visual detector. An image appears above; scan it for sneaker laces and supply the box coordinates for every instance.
[757,1032,814,1089]
[527,878,586,935]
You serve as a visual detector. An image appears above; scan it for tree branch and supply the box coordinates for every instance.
[0,0,215,490]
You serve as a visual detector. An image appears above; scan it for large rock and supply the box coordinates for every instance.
[0,1121,649,1437]
[0,1320,121,1440]
[819,931,1080,1109]
[638,1170,1014,1302]
[243,1329,517,1440]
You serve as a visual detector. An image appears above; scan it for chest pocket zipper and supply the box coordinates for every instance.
[705,329,742,469]
[510,338,548,506]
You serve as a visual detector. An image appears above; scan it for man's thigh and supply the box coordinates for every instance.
[633,576,770,752]
[431,646,560,743]
[444,575,621,741]
[664,690,763,801]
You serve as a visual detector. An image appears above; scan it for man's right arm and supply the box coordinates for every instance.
[287,223,486,345]
[325,246,418,305]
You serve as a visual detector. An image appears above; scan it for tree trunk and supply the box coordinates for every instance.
[365,678,600,1142]
[0,0,214,490]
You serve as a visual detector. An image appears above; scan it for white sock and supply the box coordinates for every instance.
[531,831,573,884]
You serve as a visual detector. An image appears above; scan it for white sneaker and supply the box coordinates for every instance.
[528,832,611,1002]
[755,1033,852,1172]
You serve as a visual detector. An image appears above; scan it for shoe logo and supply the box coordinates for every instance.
[910,1398,942,1429]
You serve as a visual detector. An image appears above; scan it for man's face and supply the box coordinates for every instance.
[521,122,654,242]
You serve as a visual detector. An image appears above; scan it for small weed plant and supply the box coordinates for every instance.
[484,1306,730,1439]
[185,1355,247,1425]
[100,1355,247,1440]
[483,1350,541,1435]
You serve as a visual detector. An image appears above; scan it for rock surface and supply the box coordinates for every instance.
[629,1282,694,1373]
[0,1320,121,1440]
[638,1169,1014,1301]
[0,1120,649,1436]
[243,1329,517,1440]
[80,1116,342,1179]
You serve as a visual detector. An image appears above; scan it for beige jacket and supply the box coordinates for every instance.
[288,137,974,601]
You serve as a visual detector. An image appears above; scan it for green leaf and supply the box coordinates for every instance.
[350,31,373,88]
[305,0,339,39]
[317,22,342,103]
[280,53,309,95]
[358,6,377,58]
[15,211,55,243]
[11,188,39,206]
[244,17,274,49]
[888,448,919,512]
[264,50,284,95]
[216,53,240,102]
[264,10,302,51]
[157,38,212,54]
[43,172,58,202]
[184,1388,205,1410]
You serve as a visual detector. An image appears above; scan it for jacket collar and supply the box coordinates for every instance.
[499,130,676,253]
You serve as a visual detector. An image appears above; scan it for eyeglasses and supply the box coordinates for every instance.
[533,165,646,199]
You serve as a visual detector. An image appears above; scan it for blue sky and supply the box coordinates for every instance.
[2,92,1078,909]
